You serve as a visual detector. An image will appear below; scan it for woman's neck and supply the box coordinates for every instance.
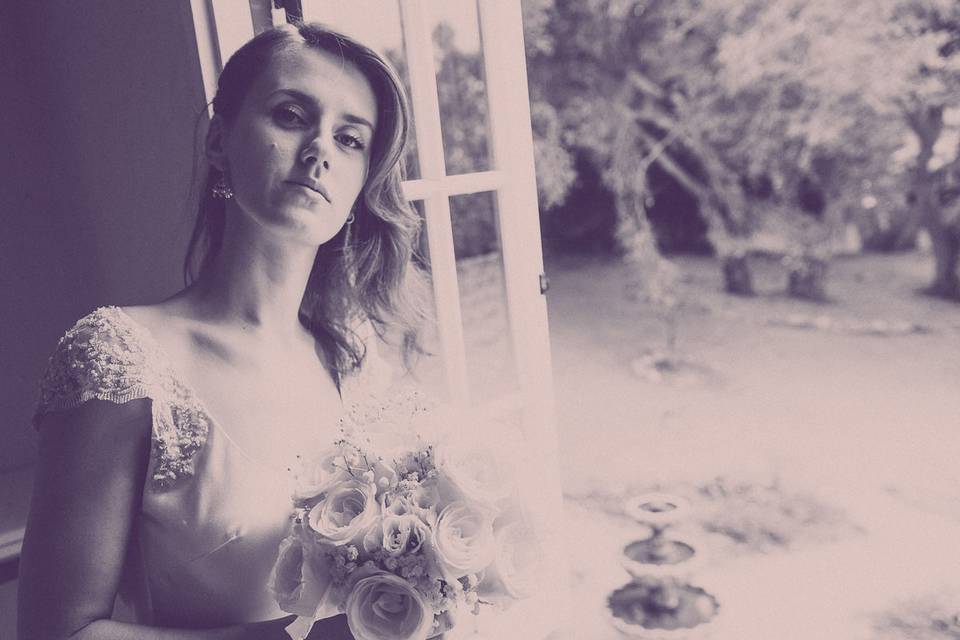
[184,218,321,345]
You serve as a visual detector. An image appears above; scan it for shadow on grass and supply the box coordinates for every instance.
[692,476,865,555]
[566,475,863,557]
[872,591,960,640]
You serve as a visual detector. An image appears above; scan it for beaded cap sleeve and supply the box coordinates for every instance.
[34,306,211,488]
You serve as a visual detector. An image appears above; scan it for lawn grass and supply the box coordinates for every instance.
[543,249,960,639]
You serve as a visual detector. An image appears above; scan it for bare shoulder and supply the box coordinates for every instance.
[119,299,192,343]
[119,298,203,365]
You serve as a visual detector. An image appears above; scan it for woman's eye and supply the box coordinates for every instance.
[274,106,306,126]
[336,132,366,150]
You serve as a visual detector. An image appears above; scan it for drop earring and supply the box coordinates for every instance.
[212,174,233,199]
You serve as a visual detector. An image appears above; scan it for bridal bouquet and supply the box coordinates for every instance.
[269,392,541,640]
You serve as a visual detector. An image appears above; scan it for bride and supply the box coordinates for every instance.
[18,22,431,640]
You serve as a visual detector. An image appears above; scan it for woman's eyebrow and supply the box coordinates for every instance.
[269,89,374,131]
[341,113,374,131]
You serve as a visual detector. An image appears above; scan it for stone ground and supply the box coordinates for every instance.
[446,249,960,639]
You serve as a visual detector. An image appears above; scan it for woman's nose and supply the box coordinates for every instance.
[300,136,330,171]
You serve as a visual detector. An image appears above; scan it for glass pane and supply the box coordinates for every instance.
[399,195,517,404]
[405,198,445,391]
[426,0,492,174]
[298,0,421,179]
[450,192,517,404]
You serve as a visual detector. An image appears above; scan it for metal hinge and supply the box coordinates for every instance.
[539,272,550,294]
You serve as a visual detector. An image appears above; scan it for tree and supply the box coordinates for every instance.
[701,0,960,298]
[523,0,713,299]
[522,0,833,295]
[898,2,960,299]
[410,1,960,298]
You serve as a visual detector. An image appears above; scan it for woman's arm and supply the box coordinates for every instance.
[16,399,310,640]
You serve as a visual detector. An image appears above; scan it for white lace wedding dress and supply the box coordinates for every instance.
[35,306,559,637]
[34,306,389,628]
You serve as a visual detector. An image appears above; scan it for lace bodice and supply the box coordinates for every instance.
[32,306,394,627]
[36,306,211,487]
[35,307,392,486]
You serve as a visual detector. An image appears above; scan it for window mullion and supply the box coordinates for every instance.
[399,0,470,405]
[249,0,274,33]
[208,0,256,66]
[189,0,222,110]
[401,170,505,201]
[477,0,554,419]
[477,1,566,632]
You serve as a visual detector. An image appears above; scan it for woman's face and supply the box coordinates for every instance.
[209,45,378,246]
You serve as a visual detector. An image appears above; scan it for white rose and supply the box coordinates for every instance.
[383,514,432,557]
[345,572,434,640]
[435,442,514,510]
[407,481,440,513]
[268,536,334,617]
[308,479,379,546]
[292,450,350,502]
[433,501,496,581]
[361,512,433,558]
[486,521,541,600]
[384,484,439,526]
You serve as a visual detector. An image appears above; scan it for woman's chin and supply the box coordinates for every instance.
[279,218,347,247]
[248,202,347,246]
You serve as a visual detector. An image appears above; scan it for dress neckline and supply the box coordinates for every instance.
[105,305,344,477]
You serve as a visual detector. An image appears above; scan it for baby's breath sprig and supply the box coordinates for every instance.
[328,438,379,483]
[359,450,374,472]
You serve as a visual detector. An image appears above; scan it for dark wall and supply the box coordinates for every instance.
[0,2,206,472]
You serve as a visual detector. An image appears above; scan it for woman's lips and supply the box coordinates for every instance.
[287,180,331,203]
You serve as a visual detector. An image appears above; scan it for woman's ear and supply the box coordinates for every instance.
[205,114,229,172]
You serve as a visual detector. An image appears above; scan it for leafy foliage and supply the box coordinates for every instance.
[518,0,960,297]
[407,1,960,295]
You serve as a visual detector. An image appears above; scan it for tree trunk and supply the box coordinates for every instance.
[927,227,960,300]
[722,255,754,295]
[787,257,829,301]
[904,105,958,299]
[634,125,756,299]
[893,210,923,250]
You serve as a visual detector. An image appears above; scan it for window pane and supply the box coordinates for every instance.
[427,0,492,174]
[450,192,517,404]
[299,0,421,179]
[403,193,518,405]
